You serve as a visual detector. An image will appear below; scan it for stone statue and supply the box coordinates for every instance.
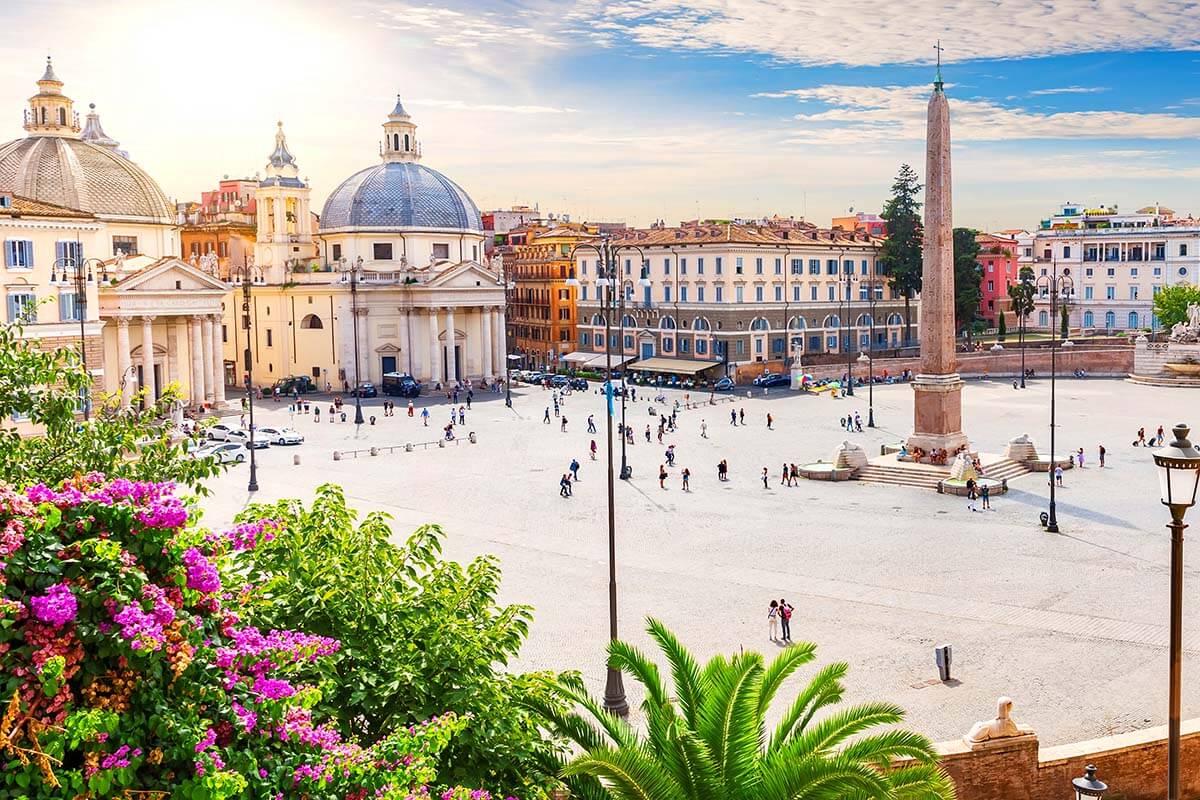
[965,696,1022,744]
[1168,303,1200,342]
[1189,302,1200,330]
[114,251,126,271]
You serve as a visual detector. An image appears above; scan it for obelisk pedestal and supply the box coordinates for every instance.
[907,70,969,455]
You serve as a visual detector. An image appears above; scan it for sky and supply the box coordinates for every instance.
[3,0,1200,231]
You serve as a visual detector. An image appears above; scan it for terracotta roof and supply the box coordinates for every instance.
[0,193,95,219]
[610,223,882,247]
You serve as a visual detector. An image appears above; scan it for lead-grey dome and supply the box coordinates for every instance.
[320,161,482,232]
[0,136,173,224]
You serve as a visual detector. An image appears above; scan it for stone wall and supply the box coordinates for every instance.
[1133,340,1200,378]
[934,718,1200,800]
[791,346,1133,383]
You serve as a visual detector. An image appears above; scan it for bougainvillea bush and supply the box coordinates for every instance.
[0,474,467,799]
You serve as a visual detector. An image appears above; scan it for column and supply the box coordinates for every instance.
[481,307,494,380]
[397,309,411,375]
[116,317,132,409]
[188,317,203,406]
[492,307,506,376]
[167,319,180,389]
[201,315,215,403]
[444,306,457,383]
[141,316,157,404]
[358,308,372,384]
[212,314,226,405]
[428,309,442,384]
[274,199,285,241]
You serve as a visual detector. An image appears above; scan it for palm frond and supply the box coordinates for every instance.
[838,729,941,768]
[758,754,892,800]
[646,617,705,728]
[757,641,817,719]
[556,673,640,749]
[784,701,906,760]
[770,661,848,748]
[608,638,669,710]
[564,745,690,800]
[695,652,765,795]
[887,762,957,800]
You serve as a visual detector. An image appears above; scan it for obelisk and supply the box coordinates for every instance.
[907,61,969,455]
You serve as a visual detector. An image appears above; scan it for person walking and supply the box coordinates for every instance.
[790,463,799,486]
[761,466,769,489]
[1076,447,1085,468]
[420,407,430,426]
[407,400,415,417]
[560,416,569,432]
[1136,427,1145,446]
[466,389,473,409]
[645,424,652,443]
[768,600,780,641]
[739,408,745,425]
[766,413,774,430]
[778,598,793,642]
[1054,464,1064,487]
[659,464,668,490]
[854,412,863,432]
[781,463,789,486]
[560,473,572,498]
[700,419,708,438]
[981,482,991,510]
[590,439,598,460]
[314,406,320,423]
[1098,444,1106,467]
[666,445,676,466]
[458,406,466,425]
[543,407,551,424]
[587,414,596,434]
[730,409,737,426]
[681,467,691,491]
[966,477,978,512]
[718,459,728,481]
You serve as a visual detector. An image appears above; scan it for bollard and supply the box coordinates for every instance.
[468,431,477,444]
[332,451,341,461]
[405,443,413,452]
[293,454,300,466]
[369,447,379,456]
[370,416,376,426]
[438,439,445,448]
[746,390,752,398]
[935,644,952,681]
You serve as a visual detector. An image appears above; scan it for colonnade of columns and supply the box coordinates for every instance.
[419,305,505,384]
[113,313,227,408]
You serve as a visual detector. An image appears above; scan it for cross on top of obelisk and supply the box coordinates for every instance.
[934,40,945,91]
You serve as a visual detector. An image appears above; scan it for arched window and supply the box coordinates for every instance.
[57,108,66,125]
[299,314,323,329]
[393,133,399,151]
[788,316,806,330]
[1104,311,1115,329]
[659,315,676,330]
[887,313,903,326]
[1128,311,1139,329]
[822,314,841,329]
[692,316,711,331]
[855,313,873,327]
[621,315,636,328]
[1038,310,1048,327]
[591,313,606,326]
[750,317,770,331]
[404,134,410,151]
[1083,310,1094,327]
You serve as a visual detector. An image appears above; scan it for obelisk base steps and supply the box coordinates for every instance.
[907,373,969,453]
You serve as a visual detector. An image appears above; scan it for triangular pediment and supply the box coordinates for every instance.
[108,258,229,293]
[424,260,502,289]
[374,342,401,354]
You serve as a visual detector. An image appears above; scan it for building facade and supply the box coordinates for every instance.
[832,211,887,237]
[506,223,595,370]
[572,222,912,374]
[975,233,1018,326]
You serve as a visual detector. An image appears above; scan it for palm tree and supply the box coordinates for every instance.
[532,618,954,800]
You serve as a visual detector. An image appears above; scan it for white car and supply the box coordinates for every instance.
[258,426,304,445]
[206,423,238,441]
[194,442,246,464]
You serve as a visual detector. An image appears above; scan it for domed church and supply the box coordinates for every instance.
[232,97,506,390]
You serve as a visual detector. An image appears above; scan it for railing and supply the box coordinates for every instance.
[333,433,476,459]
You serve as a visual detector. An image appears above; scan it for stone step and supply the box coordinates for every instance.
[854,465,946,490]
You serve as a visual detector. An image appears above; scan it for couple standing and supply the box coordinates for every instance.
[768,598,794,642]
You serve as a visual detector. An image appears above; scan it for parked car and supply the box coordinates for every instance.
[713,376,735,392]
[549,375,570,388]
[353,382,378,398]
[258,426,304,445]
[758,374,790,388]
[569,377,589,391]
[194,442,246,464]
[527,371,546,384]
[752,372,779,386]
[382,372,422,398]
[206,423,239,441]
[228,429,270,449]
[272,375,317,395]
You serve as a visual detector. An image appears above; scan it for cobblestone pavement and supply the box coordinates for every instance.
[201,377,1200,745]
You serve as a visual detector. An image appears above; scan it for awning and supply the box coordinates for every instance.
[629,357,723,375]
[564,352,636,369]
[562,351,596,364]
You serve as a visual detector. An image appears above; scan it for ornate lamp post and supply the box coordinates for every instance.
[1073,765,1108,800]
[50,254,102,420]
[857,352,874,427]
[502,271,516,408]
[1036,264,1073,533]
[339,257,366,426]
[230,264,264,492]
[1017,269,1034,389]
[1152,424,1200,800]
[842,252,857,396]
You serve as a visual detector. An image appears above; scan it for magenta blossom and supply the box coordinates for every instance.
[29,583,77,627]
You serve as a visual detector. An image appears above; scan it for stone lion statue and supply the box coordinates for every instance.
[965,696,1022,744]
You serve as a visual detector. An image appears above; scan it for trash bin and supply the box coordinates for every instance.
[293,454,300,466]
[332,451,341,461]
[935,644,952,681]
[468,432,477,444]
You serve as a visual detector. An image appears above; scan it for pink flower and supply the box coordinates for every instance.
[182,547,221,593]
[29,584,77,627]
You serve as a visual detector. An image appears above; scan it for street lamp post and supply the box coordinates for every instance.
[1073,765,1108,800]
[1152,424,1200,800]
[842,254,856,396]
[339,257,366,426]
[1018,270,1033,389]
[502,272,515,408]
[1036,264,1073,533]
[857,352,874,427]
[231,264,264,492]
[51,255,100,420]
[863,279,882,427]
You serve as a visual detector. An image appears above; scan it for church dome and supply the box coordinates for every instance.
[320,161,482,232]
[0,136,174,224]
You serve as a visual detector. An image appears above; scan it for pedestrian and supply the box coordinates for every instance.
[854,412,863,432]
[780,463,788,485]
[590,439,598,460]
[981,482,991,510]
[682,467,691,491]
[553,402,560,418]
[1076,447,1085,468]
[561,416,568,432]
[560,473,571,498]
[1054,465,1064,486]
[544,407,551,424]
[458,406,466,425]
[659,464,668,489]
[666,445,676,466]
[645,424,652,443]
[739,408,745,425]
[314,406,320,422]
[768,600,779,641]
[778,598,793,642]
[407,400,414,417]
[587,414,596,433]
[570,458,580,481]
[790,463,799,486]
[657,428,664,444]
[700,420,708,438]
[730,409,737,426]
[966,477,978,511]
[421,407,430,426]
[767,413,774,430]
[1099,444,1106,468]
[1157,425,1165,443]
[761,466,769,489]
[718,459,727,481]
[466,389,473,409]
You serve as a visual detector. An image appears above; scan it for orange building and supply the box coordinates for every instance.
[507,223,597,371]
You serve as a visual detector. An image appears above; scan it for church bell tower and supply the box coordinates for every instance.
[380,96,420,163]
[24,57,80,138]
[254,122,312,283]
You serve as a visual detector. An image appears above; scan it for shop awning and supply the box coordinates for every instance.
[562,351,596,364]
[629,357,723,375]
[563,352,637,368]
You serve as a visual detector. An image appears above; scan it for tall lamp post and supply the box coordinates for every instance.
[230,264,264,492]
[501,270,515,408]
[51,255,102,420]
[339,257,366,426]
[1017,269,1034,388]
[1152,424,1200,800]
[1036,264,1073,533]
[861,278,883,427]
[841,252,856,396]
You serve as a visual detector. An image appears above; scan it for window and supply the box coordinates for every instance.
[680,258,687,274]
[827,286,835,301]
[58,292,81,321]
[1181,244,1189,257]
[373,242,393,260]
[1063,246,1071,258]
[663,285,671,302]
[1083,311,1094,327]
[1129,311,1140,329]
[715,286,724,302]
[222,325,228,343]
[810,286,818,300]
[697,257,705,274]
[809,259,820,275]
[112,235,138,256]
[861,260,868,275]
[844,259,854,274]
[300,314,323,329]
[663,338,673,352]
[624,334,633,348]
[697,339,707,354]
[331,243,342,262]
[774,286,782,301]
[987,280,994,292]
[774,258,782,275]
[7,292,36,323]
[697,286,705,302]
[1084,286,1094,300]
[1154,267,1162,277]
[735,286,744,303]
[791,258,802,274]
[432,243,450,260]
[1105,310,1116,328]
[755,338,763,354]
[715,257,723,274]
[754,286,763,302]
[664,258,671,275]
[792,286,800,302]
[1131,267,1139,277]
[1084,267,1093,277]
[1106,286,1115,300]
[679,286,688,302]
[1130,286,1139,300]
[826,259,838,275]
[1038,310,1048,326]
[1107,268,1115,277]
[3,239,34,268]
[1154,244,1166,260]
[266,329,274,347]
[580,331,590,346]
[736,257,744,275]
[736,340,744,355]
[582,285,588,301]
[55,241,82,265]
[680,338,690,353]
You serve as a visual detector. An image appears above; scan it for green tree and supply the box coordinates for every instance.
[534,617,954,800]
[1060,302,1070,339]
[996,310,1007,340]
[236,485,567,798]
[1007,268,1036,327]
[878,164,923,348]
[952,228,982,345]
[0,318,224,493]
[1152,283,1200,329]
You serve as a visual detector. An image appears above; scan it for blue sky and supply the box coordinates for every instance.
[3,0,1200,229]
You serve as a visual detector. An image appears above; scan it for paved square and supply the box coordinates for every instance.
[200,378,1200,745]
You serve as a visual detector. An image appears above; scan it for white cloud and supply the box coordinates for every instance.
[1029,86,1109,95]
[374,3,567,50]
[580,0,1200,66]
[411,98,578,114]
[763,84,1200,145]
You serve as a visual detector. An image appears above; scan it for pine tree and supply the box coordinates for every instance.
[952,227,983,346]
[879,164,923,348]
[997,309,1007,341]
[1061,303,1070,339]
